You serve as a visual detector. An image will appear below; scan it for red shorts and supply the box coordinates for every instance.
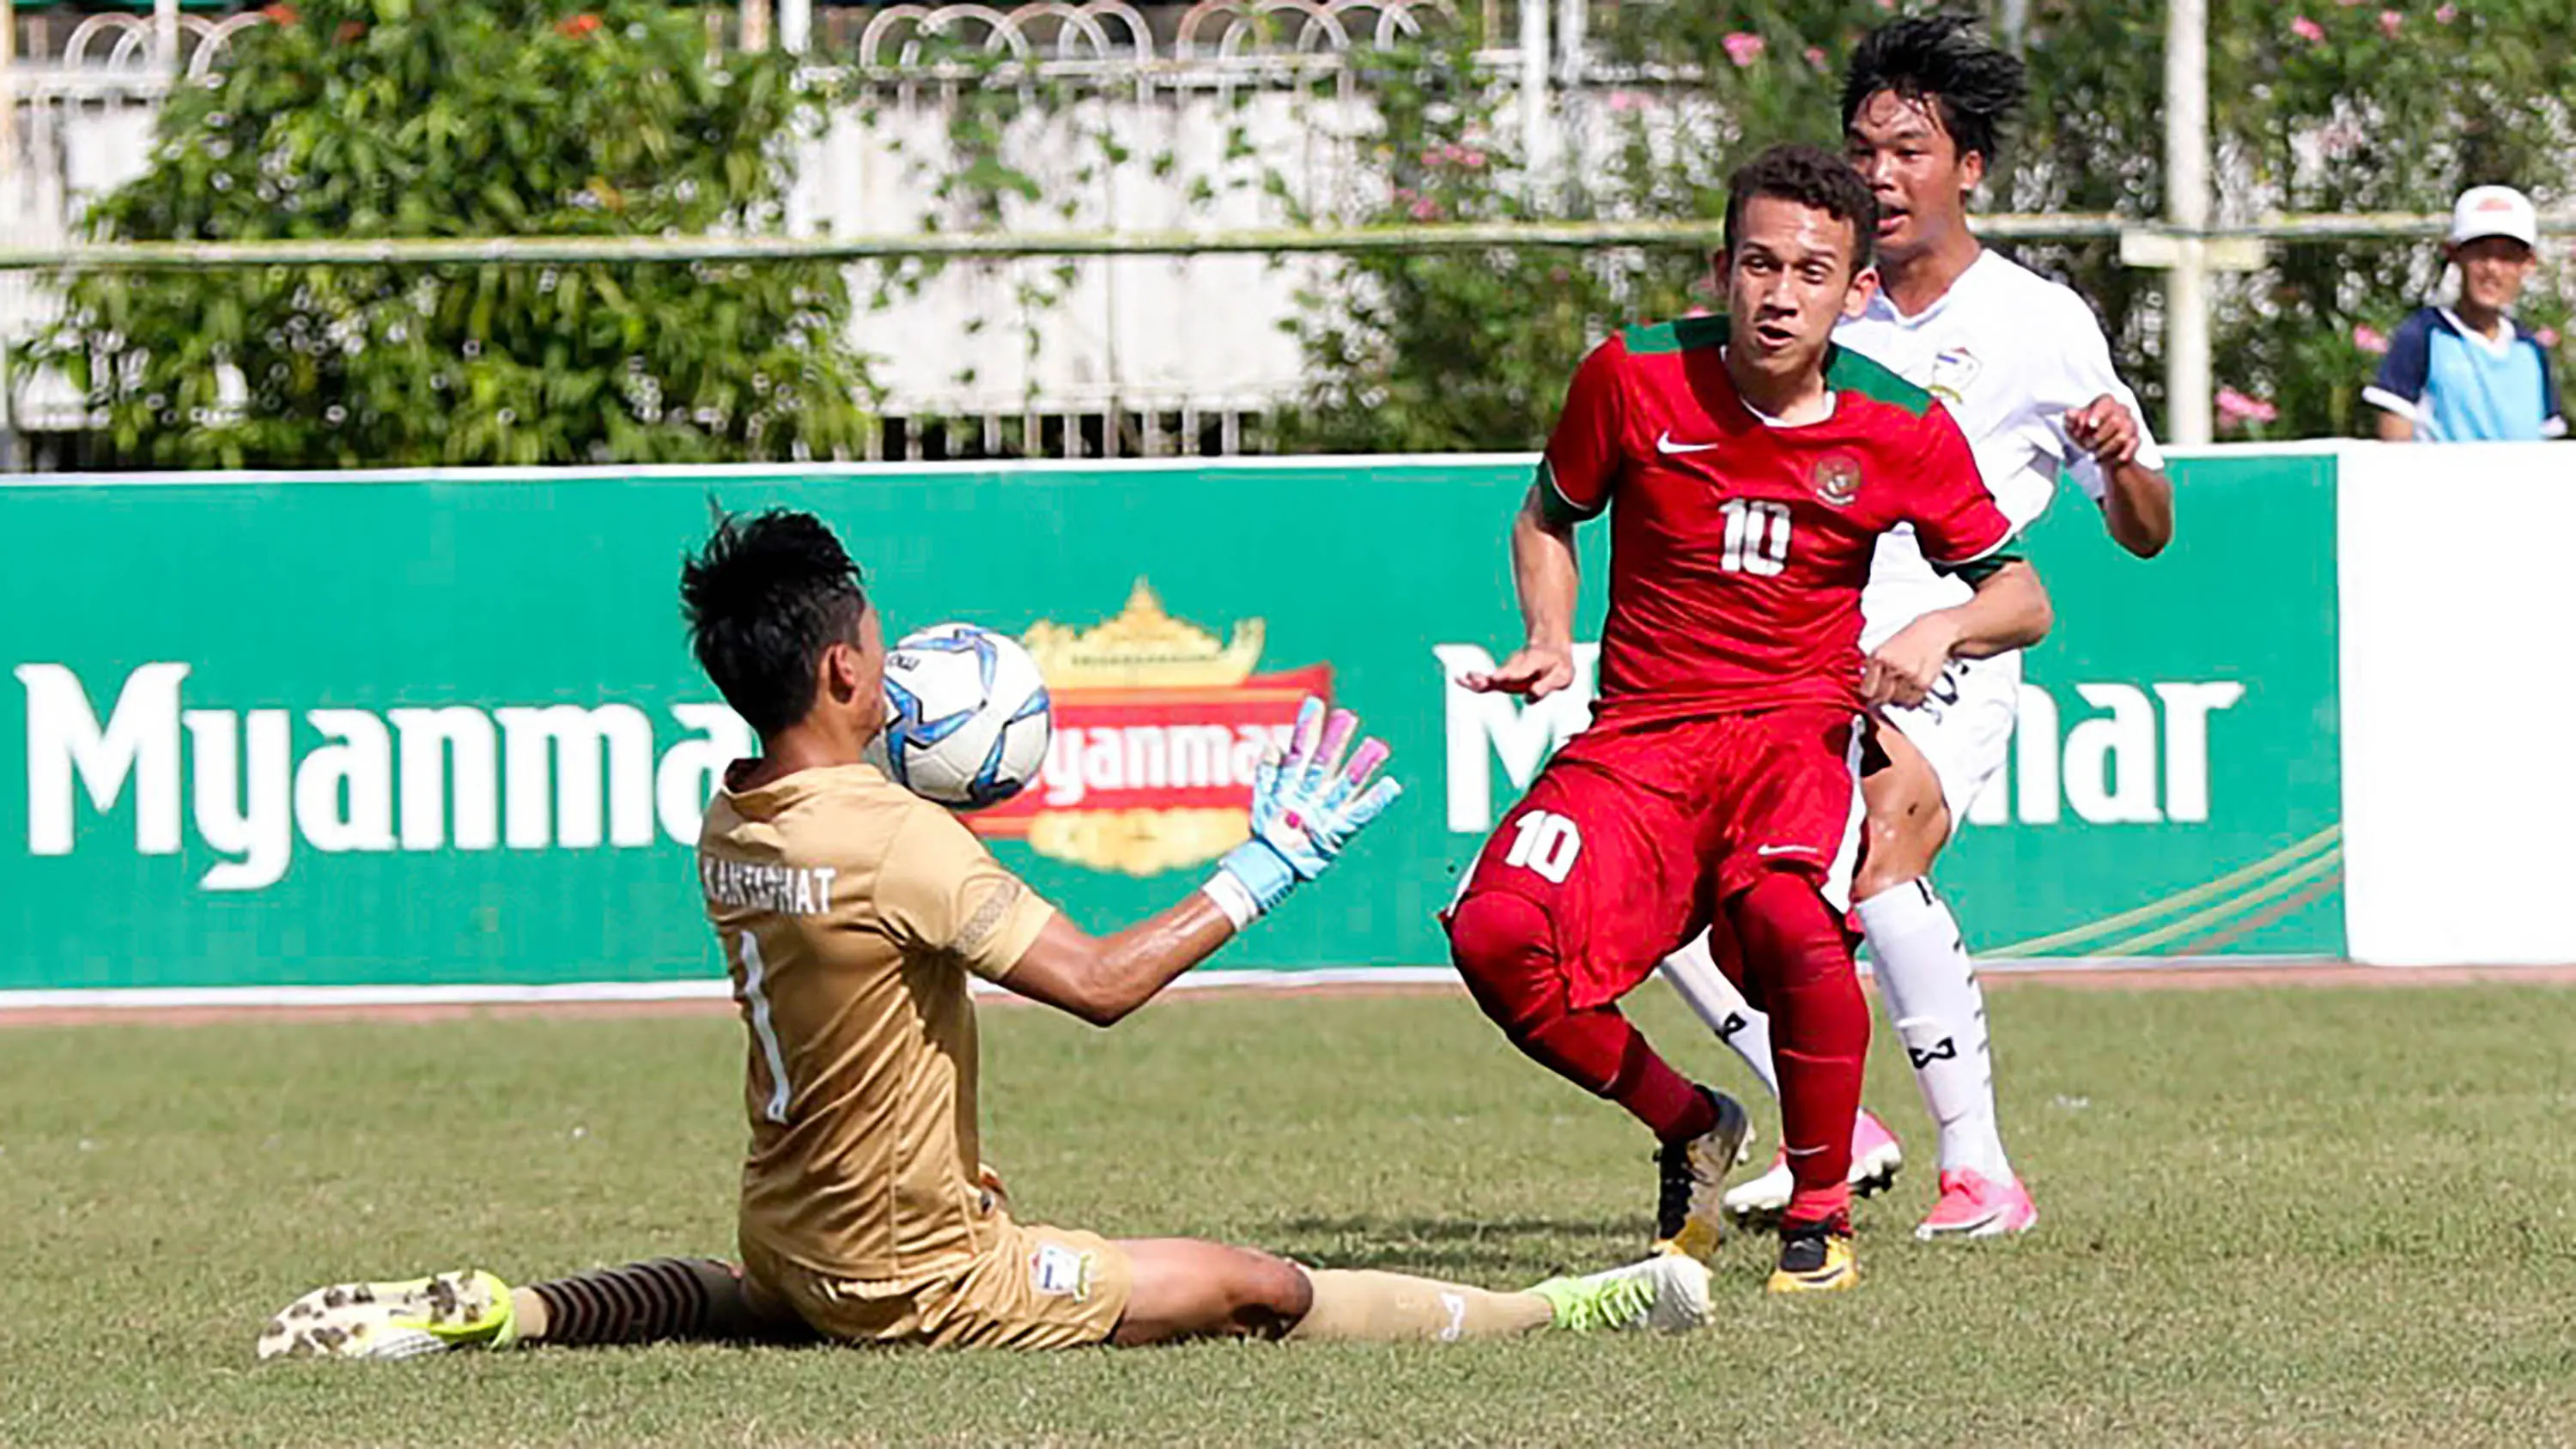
[1449,707,1862,1011]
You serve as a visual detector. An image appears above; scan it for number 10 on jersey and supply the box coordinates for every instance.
[1504,810,1583,883]
[1718,498,1792,576]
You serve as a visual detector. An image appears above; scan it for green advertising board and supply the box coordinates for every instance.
[1937,451,2342,960]
[0,453,2338,997]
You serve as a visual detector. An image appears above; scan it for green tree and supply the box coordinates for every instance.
[1273,39,1698,456]
[35,0,875,468]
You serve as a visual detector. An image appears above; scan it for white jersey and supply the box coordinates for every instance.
[1835,250,2164,649]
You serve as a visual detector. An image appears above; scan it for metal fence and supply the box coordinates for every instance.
[0,2,2561,465]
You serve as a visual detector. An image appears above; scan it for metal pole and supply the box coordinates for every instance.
[1,0,18,174]
[0,217,2134,272]
[0,0,14,472]
[0,210,2547,272]
[1517,0,1552,192]
[2164,0,2213,446]
[0,337,16,475]
[1551,0,1583,221]
[1999,0,2031,53]
[1554,0,1586,88]
[779,0,813,239]
[154,0,179,76]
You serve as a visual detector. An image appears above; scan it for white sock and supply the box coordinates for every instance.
[1656,930,1781,1100]
[1858,880,2011,1182]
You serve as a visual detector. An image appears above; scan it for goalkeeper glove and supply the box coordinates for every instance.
[1200,696,1402,928]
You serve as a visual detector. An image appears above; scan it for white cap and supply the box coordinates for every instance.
[2450,185,2537,248]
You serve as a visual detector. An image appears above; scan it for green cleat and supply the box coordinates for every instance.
[1528,1253,1713,1335]
[256,1269,519,1361]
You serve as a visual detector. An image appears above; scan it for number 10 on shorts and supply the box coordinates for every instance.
[1504,810,1583,883]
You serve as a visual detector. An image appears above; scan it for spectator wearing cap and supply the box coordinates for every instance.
[2366,185,2566,442]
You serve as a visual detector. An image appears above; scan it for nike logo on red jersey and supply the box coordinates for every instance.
[1656,431,1722,455]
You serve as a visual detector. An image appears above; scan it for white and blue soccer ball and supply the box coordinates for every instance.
[875,621,1053,809]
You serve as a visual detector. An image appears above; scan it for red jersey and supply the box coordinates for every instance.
[1540,315,2014,722]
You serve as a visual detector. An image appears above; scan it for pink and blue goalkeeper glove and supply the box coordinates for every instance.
[1200,696,1404,926]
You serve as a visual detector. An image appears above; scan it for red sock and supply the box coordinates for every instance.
[1452,893,1716,1143]
[1729,875,1868,1226]
[1576,1015,1717,1143]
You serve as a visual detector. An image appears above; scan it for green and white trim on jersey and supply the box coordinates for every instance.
[1537,456,1605,526]
[1612,314,1941,420]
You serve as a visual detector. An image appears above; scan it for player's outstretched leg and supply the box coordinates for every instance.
[257,1258,808,1360]
[1113,1239,1713,1345]
[1726,875,1868,1294]
[258,1269,519,1361]
[1447,890,1748,1261]
[1858,726,2036,1240]
[1660,930,1904,1229]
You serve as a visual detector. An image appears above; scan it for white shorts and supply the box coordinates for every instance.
[1876,649,2023,835]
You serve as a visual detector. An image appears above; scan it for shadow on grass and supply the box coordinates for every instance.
[1261,1215,1641,1275]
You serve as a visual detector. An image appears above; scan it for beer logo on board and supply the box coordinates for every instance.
[966,580,1331,877]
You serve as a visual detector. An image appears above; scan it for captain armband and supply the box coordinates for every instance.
[1941,551,2024,585]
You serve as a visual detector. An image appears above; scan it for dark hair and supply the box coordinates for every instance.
[1722,142,1880,273]
[1840,15,2026,167]
[680,507,869,737]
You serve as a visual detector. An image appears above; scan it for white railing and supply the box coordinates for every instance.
[4,9,264,85]
[5,2,1482,88]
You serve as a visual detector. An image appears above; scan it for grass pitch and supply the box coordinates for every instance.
[3,982,2573,1447]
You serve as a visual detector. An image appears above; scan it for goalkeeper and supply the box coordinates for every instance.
[260,507,1709,1358]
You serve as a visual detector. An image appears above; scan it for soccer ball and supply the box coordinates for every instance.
[875,622,1053,809]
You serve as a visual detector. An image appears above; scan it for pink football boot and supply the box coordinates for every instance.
[1914,1168,2038,1240]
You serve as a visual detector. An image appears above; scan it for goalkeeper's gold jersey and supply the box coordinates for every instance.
[698,761,1055,1285]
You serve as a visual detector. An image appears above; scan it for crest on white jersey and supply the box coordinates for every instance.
[1928,347,1983,404]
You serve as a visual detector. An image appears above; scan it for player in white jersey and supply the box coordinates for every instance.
[1657,15,2174,1240]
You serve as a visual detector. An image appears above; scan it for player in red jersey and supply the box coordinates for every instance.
[1444,143,2054,1294]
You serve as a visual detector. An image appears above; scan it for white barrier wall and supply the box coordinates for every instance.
[2339,441,2576,966]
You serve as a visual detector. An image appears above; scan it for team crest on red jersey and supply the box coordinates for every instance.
[1812,455,1862,507]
